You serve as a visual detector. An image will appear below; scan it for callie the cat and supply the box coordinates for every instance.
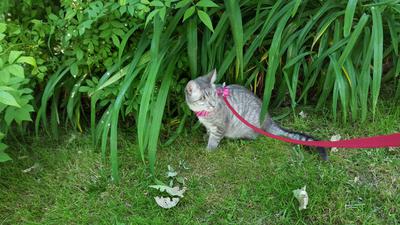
[185,69,328,160]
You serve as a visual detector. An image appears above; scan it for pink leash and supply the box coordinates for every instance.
[218,87,400,148]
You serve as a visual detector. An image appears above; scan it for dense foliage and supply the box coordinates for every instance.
[0,0,399,180]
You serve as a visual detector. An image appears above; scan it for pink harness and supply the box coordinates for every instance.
[195,87,229,117]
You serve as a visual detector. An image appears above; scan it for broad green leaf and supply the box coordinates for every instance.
[3,106,32,125]
[6,64,24,78]
[0,132,4,140]
[0,23,6,33]
[111,34,120,47]
[196,0,219,8]
[8,51,23,64]
[145,9,159,26]
[183,6,195,21]
[65,8,76,20]
[197,10,214,32]
[343,0,358,37]
[0,149,12,162]
[0,69,10,83]
[4,107,14,125]
[70,62,79,77]
[16,56,37,68]
[159,7,166,21]
[175,0,191,8]
[0,90,20,107]
[76,48,84,60]
[0,86,15,91]
[150,0,164,7]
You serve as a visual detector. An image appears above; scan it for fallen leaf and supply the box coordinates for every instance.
[22,162,40,173]
[167,165,178,178]
[149,185,187,197]
[299,111,307,118]
[176,176,186,185]
[293,186,308,210]
[154,196,180,209]
[330,134,341,152]
[179,160,190,170]
[167,171,178,178]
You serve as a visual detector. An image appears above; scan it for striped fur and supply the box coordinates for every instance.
[185,69,328,160]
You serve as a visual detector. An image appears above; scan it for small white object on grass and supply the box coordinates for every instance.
[166,165,178,178]
[330,134,341,152]
[149,185,187,198]
[299,111,307,118]
[154,196,180,209]
[293,186,308,210]
[22,162,40,173]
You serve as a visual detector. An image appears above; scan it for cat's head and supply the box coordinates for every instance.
[185,69,218,112]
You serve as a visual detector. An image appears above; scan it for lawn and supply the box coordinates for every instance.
[1,101,399,224]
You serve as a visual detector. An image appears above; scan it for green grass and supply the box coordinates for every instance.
[1,101,399,224]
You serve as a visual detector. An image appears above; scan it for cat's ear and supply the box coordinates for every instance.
[208,69,217,84]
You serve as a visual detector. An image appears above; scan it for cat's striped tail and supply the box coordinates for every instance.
[267,123,328,160]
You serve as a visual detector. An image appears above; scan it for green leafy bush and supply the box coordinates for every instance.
[0,22,36,161]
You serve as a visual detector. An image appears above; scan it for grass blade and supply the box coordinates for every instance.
[338,13,369,65]
[138,17,164,166]
[359,28,373,122]
[224,0,244,81]
[148,59,176,175]
[344,0,358,37]
[330,55,349,122]
[386,13,398,55]
[371,6,383,119]
[35,66,69,135]
[187,18,198,77]
[260,5,292,122]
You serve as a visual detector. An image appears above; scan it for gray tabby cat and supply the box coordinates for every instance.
[185,69,328,160]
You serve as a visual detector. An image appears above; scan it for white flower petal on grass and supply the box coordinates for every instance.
[22,162,40,173]
[149,185,187,197]
[166,165,178,178]
[299,111,307,118]
[330,134,341,152]
[154,196,180,209]
[293,186,308,210]
[167,171,178,178]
